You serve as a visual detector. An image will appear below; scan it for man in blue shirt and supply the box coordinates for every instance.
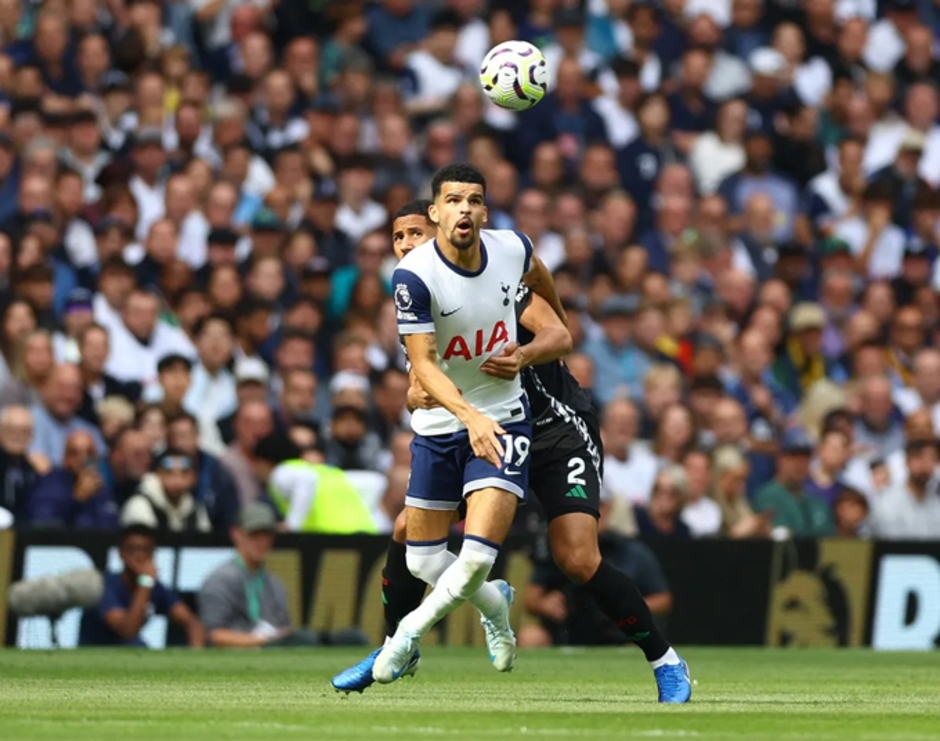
[78,525,205,647]
[583,295,649,404]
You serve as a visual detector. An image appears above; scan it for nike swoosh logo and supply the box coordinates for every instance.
[390,662,409,680]
[441,307,462,317]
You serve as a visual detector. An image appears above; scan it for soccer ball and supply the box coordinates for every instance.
[479,41,548,111]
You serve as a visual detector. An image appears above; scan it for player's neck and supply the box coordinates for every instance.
[436,234,483,272]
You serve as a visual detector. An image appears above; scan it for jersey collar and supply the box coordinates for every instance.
[433,237,488,277]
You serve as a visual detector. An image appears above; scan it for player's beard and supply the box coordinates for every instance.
[451,217,477,250]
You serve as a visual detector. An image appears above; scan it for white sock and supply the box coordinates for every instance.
[405,539,504,619]
[649,647,680,669]
[400,537,500,636]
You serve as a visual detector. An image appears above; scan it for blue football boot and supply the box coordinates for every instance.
[331,645,420,694]
[654,657,692,703]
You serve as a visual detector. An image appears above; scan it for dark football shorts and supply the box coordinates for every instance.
[530,425,603,522]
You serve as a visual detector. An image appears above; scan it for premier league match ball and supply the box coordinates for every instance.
[479,40,549,111]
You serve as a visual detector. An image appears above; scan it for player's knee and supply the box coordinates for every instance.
[392,511,408,545]
[452,544,497,598]
[406,547,450,586]
[554,544,601,585]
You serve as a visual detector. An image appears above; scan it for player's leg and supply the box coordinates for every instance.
[394,488,517,647]
[331,510,429,693]
[541,446,690,703]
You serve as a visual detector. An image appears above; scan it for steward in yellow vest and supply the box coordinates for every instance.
[252,432,378,535]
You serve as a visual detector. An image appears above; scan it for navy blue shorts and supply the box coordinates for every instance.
[405,420,532,510]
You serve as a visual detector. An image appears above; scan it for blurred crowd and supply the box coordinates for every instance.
[0,0,939,544]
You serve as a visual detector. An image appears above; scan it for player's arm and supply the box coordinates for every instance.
[404,332,506,467]
[481,293,572,380]
[523,254,567,327]
[406,367,439,412]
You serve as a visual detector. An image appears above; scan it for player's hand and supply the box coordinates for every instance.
[464,412,506,468]
[407,383,440,410]
[481,342,523,380]
[541,591,568,621]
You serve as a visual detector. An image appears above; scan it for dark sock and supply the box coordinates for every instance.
[583,559,670,662]
[382,539,427,637]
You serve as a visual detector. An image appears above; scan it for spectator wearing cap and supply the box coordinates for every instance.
[122,449,211,532]
[325,404,385,473]
[183,314,238,428]
[166,411,240,532]
[76,324,142,426]
[403,10,465,118]
[28,429,119,529]
[583,295,647,405]
[772,302,847,400]
[634,466,693,539]
[753,427,834,537]
[30,363,106,466]
[105,289,197,391]
[253,432,376,534]
[870,439,940,539]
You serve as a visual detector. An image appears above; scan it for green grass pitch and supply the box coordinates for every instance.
[0,648,937,740]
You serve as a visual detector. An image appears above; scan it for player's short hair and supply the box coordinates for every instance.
[431,163,486,198]
[393,199,433,222]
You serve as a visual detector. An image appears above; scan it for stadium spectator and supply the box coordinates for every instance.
[221,400,274,506]
[680,449,722,537]
[78,524,205,647]
[29,363,106,466]
[104,427,153,508]
[76,324,142,426]
[198,503,350,647]
[121,449,211,533]
[0,406,44,524]
[252,432,376,534]
[870,439,940,539]
[754,428,834,537]
[27,429,119,529]
[634,466,693,539]
[0,329,54,408]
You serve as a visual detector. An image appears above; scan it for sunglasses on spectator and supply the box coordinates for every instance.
[158,457,193,472]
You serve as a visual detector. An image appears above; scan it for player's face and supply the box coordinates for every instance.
[431,182,487,251]
[392,215,434,260]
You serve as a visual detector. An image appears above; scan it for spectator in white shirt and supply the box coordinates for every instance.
[128,128,168,242]
[105,289,196,392]
[404,10,467,117]
[163,172,210,269]
[870,439,940,539]
[894,348,940,432]
[334,155,388,246]
[833,180,906,279]
[681,449,723,537]
[806,137,865,235]
[689,97,748,195]
[601,398,659,509]
[184,315,238,427]
[863,0,918,73]
[594,57,642,150]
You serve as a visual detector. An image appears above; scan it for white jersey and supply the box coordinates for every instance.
[393,229,533,436]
